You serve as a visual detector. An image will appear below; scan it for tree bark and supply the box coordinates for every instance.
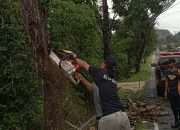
[135,26,152,72]
[20,0,66,129]
[102,0,112,59]
[135,32,146,72]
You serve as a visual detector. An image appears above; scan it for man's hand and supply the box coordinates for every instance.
[75,58,90,71]
[75,72,84,81]
[74,72,94,92]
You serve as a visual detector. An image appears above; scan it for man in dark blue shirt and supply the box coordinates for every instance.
[75,55,131,130]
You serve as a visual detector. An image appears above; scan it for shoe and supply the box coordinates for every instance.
[171,121,180,128]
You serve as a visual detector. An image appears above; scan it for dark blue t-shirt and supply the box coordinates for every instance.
[89,66,123,116]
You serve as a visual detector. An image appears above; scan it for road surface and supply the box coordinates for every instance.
[144,62,174,130]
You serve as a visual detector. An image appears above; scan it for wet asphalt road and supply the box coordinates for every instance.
[144,65,175,130]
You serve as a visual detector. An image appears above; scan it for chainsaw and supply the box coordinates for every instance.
[49,49,80,85]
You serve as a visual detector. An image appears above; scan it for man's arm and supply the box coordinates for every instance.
[76,58,90,71]
[75,58,100,80]
[75,73,94,92]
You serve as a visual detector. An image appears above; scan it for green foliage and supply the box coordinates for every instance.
[156,29,180,50]
[0,0,42,130]
[118,89,145,102]
[135,122,146,130]
[49,0,102,125]
[112,0,174,73]
[1,0,102,129]
[125,56,152,81]
[0,0,176,129]
[112,38,131,79]
[49,0,102,64]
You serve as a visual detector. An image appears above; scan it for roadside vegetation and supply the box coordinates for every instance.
[0,0,176,129]
[123,55,152,82]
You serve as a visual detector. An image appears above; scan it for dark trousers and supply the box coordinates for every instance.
[169,92,180,122]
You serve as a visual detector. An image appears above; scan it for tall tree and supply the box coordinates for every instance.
[102,0,112,59]
[112,0,175,72]
[20,0,67,129]
[0,0,42,129]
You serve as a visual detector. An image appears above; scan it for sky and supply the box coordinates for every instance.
[107,0,180,34]
[156,0,180,34]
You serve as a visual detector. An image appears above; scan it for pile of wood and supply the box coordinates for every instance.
[127,99,169,124]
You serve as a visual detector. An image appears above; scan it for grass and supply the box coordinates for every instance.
[135,122,146,130]
[123,55,152,82]
[118,87,145,101]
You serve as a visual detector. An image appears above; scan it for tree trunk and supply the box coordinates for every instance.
[135,27,151,72]
[135,32,146,72]
[20,0,66,129]
[102,0,112,59]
